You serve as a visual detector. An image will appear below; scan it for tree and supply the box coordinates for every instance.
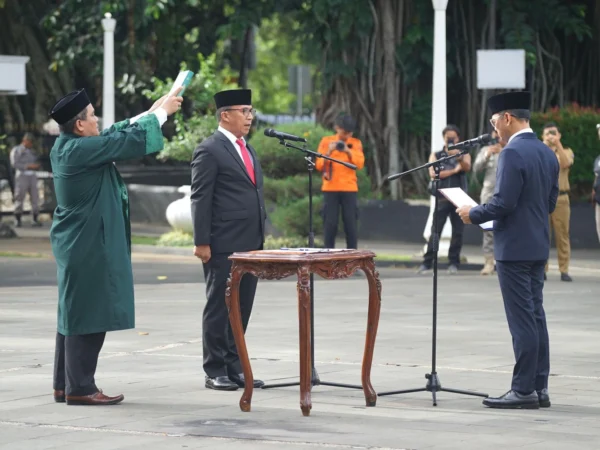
[292,0,595,198]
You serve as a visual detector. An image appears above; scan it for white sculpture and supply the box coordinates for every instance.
[165,185,193,233]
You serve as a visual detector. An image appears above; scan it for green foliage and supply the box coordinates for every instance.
[251,122,331,178]
[157,230,194,247]
[269,195,325,238]
[247,14,313,114]
[530,103,600,196]
[264,234,323,250]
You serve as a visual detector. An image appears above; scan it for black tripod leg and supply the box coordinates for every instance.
[319,381,363,389]
[261,381,300,389]
[377,387,427,396]
[440,387,488,398]
[432,389,437,407]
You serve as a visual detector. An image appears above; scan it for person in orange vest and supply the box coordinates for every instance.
[315,114,365,249]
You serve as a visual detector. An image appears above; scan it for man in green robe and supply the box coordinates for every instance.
[48,88,182,405]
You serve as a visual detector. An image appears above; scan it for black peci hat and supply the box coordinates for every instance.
[49,89,91,125]
[214,89,252,109]
[487,91,531,115]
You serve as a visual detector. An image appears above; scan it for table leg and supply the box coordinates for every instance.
[297,265,312,416]
[361,259,382,407]
[226,265,253,412]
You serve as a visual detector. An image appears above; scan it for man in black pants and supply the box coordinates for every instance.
[418,125,472,275]
[315,114,365,249]
[191,89,266,391]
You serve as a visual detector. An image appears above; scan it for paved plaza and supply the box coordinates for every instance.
[1,253,600,449]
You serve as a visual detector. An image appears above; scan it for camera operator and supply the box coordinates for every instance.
[315,114,365,249]
[542,122,574,282]
[418,125,472,275]
[473,129,504,275]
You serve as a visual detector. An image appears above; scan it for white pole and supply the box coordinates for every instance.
[423,0,452,255]
[101,12,116,130]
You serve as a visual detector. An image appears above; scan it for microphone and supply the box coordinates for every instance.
[447,133,492,151]
[264,128,307,143]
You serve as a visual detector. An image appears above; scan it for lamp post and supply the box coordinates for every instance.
[101,12,116,130]
[423,0,452,255]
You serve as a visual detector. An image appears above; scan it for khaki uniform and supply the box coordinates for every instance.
[546,147,574,274]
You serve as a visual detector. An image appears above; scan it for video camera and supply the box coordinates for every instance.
[335,141,353,151]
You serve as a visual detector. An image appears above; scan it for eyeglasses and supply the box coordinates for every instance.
[490,112,517,128]
[225,108,256,117]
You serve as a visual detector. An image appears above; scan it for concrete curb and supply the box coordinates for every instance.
[130,245,485,271]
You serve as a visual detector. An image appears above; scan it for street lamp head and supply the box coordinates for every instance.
[101,12,116,32]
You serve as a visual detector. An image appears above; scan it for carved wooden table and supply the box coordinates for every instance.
[225,249,382,417]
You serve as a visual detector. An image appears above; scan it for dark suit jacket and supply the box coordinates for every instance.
[469,132,559,261]
[190,131,266,254]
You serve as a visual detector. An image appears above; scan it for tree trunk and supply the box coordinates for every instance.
[237,27,253,89]
[380,0,401,199]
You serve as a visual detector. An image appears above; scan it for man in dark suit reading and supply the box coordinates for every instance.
[190,89,266,391]
[457,91,559,409]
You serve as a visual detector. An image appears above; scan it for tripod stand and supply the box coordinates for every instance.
[377,148,488,406]
[261,139,360,390]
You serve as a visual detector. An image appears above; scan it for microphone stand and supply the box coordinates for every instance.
[377,146,488,406]
[261,139,359,391]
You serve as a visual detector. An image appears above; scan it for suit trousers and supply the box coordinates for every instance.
[323,191,358,249]
[423,199,464,267]
[546,194,570,273]
[13,174,39,215]
[53,331,106,396]
[202,252,258,378]
[496,261,550,395]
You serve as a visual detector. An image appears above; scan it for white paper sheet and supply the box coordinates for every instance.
[438,187,494,231]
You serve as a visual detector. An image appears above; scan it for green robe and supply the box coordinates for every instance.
[50,115,164,336]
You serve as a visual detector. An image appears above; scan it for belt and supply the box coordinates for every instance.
[559,191,569,196]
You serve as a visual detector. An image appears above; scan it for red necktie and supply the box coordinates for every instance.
[236,139,255,184]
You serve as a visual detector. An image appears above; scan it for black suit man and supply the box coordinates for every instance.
[457,91,559,409]
[190,89,266,391]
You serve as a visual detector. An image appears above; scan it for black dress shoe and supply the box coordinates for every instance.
[537,388,551,408]
[205,376,239,391]
[561,273,573,282]
[482,390,539,409]
[229,373,265,388]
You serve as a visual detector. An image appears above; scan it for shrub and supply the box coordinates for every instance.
[264,235,323,249]
[157,230,194,247]
[250,122,332,178]
[269,195,325,238]
[531,103,600,198]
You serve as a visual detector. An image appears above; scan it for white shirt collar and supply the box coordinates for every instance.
[218,125,245,146]
[508,127,533,144]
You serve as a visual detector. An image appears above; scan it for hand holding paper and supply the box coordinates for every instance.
[438,187,493,230]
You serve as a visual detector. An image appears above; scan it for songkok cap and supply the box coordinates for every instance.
[335,114,356,133]
[49,89,91,125]
[214,89,252,109]
[487,91,531,115]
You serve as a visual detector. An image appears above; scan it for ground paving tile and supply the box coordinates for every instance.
[0,253,599,449]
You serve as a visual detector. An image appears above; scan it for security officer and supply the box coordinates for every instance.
[9,133,42,227]
[542,122,574,282]
[457,91,559,409]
